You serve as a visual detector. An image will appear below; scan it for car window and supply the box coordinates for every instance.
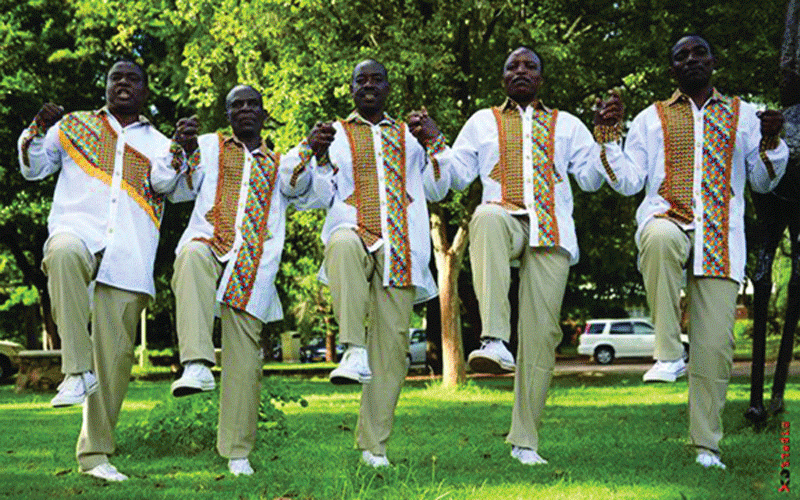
[609,322,633,334]
[586,323,605,334]
[633,322,654,335]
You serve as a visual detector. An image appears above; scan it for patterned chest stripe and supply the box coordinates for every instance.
[221,141,281,310]
[381,124,412,287]
[701,98,739,277]
[59,111,163,227]
[342,121,383,247]
[530,110,559,246]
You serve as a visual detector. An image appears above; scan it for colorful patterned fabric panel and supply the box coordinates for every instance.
[490,107,525,209]
[222,145,280,310]
[59,111,163,227]
[530,109,559,246]
[342,120,383,247]
[381,123,412,287]
[122,143,164,225]
[200,133,245,256]
[700,97,739,277]
[491,106,560,246]
[655,99,695,224]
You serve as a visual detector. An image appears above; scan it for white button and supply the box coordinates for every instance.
[111,198,117,203]
[108,228,114,234]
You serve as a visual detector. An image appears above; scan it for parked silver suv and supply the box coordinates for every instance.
[577,318,689,365]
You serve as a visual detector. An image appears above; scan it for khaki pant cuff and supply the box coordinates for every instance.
[78,454,108,472]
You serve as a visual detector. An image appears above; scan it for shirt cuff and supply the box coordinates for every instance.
[593,123,621,144]
[20,120,45,168]
[290,139,314,187]
[425,133,447,180]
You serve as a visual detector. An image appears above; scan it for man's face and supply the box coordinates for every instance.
[351,61,390,117]
[502,49,543,104]
[226,86,265,139]
[669,36,715,92]
[105,61,148,116]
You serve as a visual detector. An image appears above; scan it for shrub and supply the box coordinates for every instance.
[118,377,307,456]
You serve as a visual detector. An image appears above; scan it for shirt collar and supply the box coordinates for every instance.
[499,97,550,113]
[665,87,731,108]
[97,106,150,126]
[344,109,398,127]
[223,133,269,157]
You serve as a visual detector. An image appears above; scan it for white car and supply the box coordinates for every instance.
[578,318,689,365]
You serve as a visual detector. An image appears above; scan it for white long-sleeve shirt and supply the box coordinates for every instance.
[18,108,172,296]
[314,111,453,303]
[626,90,789,283]
[433,100,644,265]
[151,133,318,322]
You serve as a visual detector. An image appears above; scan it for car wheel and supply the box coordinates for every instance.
[682,343,690,363]
[0,354,14,381]
[594,346,615,365]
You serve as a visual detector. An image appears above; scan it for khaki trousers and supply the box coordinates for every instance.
[639,218,738,454]
[470,205,570,451]
[325,229,415,456]
[76,283,148,470]
[41,232,100,374]
[171,240,264,459]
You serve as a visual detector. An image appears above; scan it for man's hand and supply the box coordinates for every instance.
[407,107,441,147]
[594,89,623,126]
[307,122,336,159]
[174,115,199,155]
[757,109,785,139]
[34,102,64,131]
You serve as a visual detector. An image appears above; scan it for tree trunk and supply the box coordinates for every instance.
[430,210,470,387]
[438,249,465,386]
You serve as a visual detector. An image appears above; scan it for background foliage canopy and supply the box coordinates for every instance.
[0,0,790,348]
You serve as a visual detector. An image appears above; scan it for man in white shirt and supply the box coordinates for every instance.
[17,60,173,481]
[310,59,455,467]
[625,35,787,469]
[152,85,328,476]
[435,47,643,465]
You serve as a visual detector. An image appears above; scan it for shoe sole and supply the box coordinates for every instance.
[330,373,372,385]
[643,368,686,383]
[51,396,86,408]
[171,381,215,397]
[468,355,514,374]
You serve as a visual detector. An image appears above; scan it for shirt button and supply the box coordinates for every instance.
[108,228,114,234]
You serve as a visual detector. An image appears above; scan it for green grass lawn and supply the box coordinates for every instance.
[0,372,795,500]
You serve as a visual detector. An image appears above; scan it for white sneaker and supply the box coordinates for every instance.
[361,450,391,468]
[468,338,515,374]
[51,371,98,407]
[329,346,372,385]
[82,462,128,482]
[229,457,254,476]
[171,362,215,397]
[696,452,726,470]
[643,358,686,383]
[511,446,548,465]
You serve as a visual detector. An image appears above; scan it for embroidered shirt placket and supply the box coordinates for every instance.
[224,150,254,263]
[372,124,389,254]
[106,124,127,245]
[520,106,538,244]
[691,102,705,232]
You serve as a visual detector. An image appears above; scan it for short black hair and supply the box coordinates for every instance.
[352,59,388,81]
[668,35,714,65]
[109,59,149,87]
[504,46,544,75]
[224,84,264,111]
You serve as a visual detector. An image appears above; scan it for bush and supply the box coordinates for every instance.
[118,378,307,456]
